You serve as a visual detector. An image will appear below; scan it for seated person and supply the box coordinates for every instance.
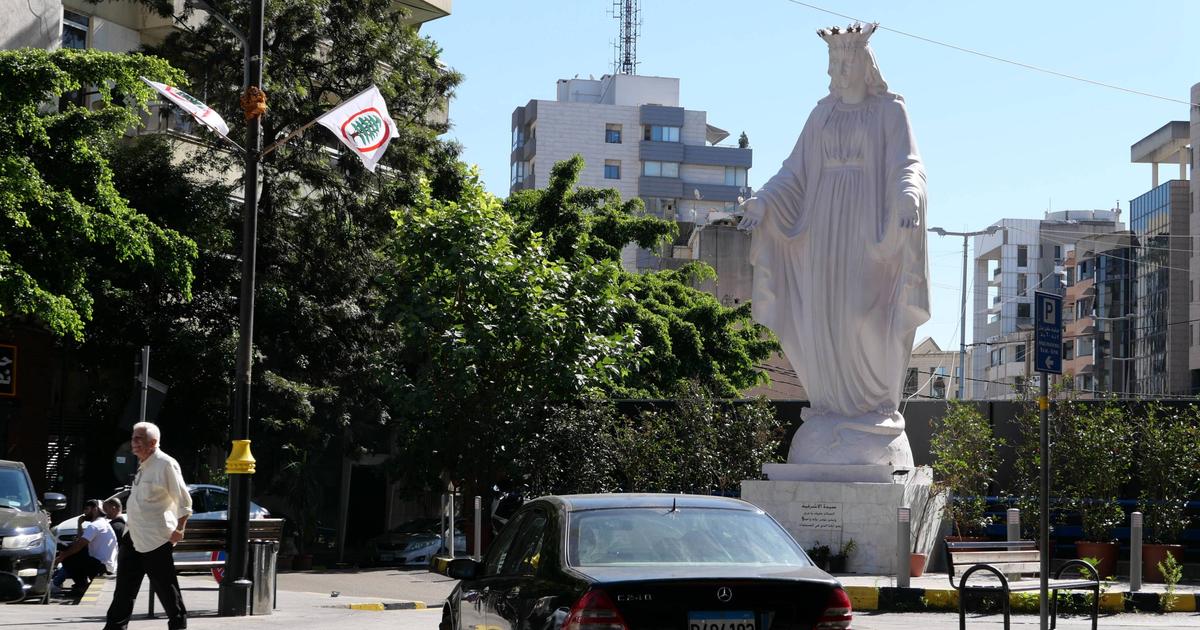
[55,499,118,594]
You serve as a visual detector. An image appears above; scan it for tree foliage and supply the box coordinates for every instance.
[504,156,779,398]
[930,400,1003,537]
[0,48,196,340]
[126,0,466,486]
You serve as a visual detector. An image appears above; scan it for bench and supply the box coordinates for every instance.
[146,518,284,617]
[946,540,1100,630]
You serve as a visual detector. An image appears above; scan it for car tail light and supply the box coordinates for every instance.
[563,589,630,630]
[815,587,853,629]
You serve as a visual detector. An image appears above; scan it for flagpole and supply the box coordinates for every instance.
[260,118,317,157]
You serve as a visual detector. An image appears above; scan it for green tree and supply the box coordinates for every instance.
[930,400,1003,536]
[0,49,196,340]
[383,173,637,495]
[121,0,466,506]
[504,156,779,397]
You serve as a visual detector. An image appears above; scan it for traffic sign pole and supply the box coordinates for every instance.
[1033,291,1062,630]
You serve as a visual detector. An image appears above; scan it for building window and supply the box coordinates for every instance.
[1017,274,1027,296]
[643,125,680,142]
[510,161,527,186]
[604,160,621,180]
[990,348,1006,366]
[1053,245,1062,261]
[724,166,748,187]
[1017,302,1031,319]
[1063,341,1074,360]
[1017,245,1028,267]
[511,127,524,150]
[642,161,679,177]
[904,368,919,395]
[1015,343,1026,362]
[62,10,89,49]
[605,123,622,144]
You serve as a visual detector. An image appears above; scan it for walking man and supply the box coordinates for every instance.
[55,499,117,595]
[103,421,193,630]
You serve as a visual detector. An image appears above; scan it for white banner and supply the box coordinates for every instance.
[316,85,400,172]
[141,77,230,138]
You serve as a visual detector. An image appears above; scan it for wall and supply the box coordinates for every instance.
[2,0,60,50]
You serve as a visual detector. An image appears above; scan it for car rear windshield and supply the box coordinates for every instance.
[0,468,35,512]
[567,507,810,567]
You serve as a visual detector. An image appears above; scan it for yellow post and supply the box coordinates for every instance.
[225,439,256,474]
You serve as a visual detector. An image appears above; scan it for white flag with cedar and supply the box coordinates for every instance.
[141,78,230,138]
[316,85,400,172]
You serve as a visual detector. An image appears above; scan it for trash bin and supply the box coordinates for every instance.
[249,540,278,615]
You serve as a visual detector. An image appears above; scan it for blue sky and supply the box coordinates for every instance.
[423,1,1198,353]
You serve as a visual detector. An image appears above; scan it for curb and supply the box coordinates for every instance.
[844,584,1197,614]
[344,601,427,611]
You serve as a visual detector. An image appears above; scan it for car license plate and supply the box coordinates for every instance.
[688,611,756,630]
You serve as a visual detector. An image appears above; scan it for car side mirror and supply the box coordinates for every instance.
[43,493,67,512]
[447,558,482,580]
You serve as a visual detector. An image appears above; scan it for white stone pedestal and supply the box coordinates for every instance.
[741,467,944,575]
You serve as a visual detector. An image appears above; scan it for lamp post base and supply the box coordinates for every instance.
[218,578,252,616]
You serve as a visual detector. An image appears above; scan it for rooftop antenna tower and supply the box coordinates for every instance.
[611,0,641,75]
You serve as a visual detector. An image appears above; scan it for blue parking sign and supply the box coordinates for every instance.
[1034,291,1063,374]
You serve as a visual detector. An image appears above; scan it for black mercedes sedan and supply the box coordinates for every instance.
[442,494,852,630]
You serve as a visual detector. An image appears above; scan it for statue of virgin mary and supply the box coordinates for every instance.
[738,23,930,475]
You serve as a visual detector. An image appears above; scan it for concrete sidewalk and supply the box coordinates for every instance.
[1,573,434,630]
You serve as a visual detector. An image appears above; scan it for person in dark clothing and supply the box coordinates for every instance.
[104,497,127,544]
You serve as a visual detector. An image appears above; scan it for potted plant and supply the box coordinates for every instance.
[930,401,1003,540]
[828,539,856,574]
[1055,399,1132,578]
[1137,403,1200,582]
[806,542,832,571]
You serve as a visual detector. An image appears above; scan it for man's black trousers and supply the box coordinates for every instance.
[103,540,187,630]
[61,552,104,589]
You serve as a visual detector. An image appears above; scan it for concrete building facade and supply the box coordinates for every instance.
[906,337,969,401]
[971,211,1124,399]
[510,74,754,278]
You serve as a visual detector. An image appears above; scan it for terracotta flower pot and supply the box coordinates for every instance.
[1074,541,1118,578]
[910,552,928,577]
[1142,543,1184,583]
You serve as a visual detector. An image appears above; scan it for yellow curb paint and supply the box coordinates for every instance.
[413,602,428,609]
[924,589,958,610]
[1100,592,1124,613]
[350,603,385,611]
[79,577,108,605]
[844,586,878,611]
[1163,593,1196,613]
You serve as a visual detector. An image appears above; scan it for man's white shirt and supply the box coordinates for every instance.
[80,517,118,573]
[128,448,193,553]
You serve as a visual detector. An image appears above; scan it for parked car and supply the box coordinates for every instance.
[55,484,269,563]
[442,494,853,630]
[0,459,67,604]
[365,518,467,566]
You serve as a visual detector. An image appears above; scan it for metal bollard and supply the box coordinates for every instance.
[474,496,482,561]
[249,540,277,615]
[897,507,911,588]
[1130,512,1142,592]
[1007,508,1020,542]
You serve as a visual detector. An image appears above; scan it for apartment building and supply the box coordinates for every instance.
[509,74,755,292]
[970,211,1124,399]
[1061,233,1137,397]
[906,337,969,401]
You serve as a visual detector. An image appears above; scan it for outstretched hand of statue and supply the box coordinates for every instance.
[737,197,765,232]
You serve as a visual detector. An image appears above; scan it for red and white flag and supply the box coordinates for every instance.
[316,85,400,172]
[140,78,230,138]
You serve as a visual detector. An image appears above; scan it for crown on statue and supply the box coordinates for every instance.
[817,22,878,49]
